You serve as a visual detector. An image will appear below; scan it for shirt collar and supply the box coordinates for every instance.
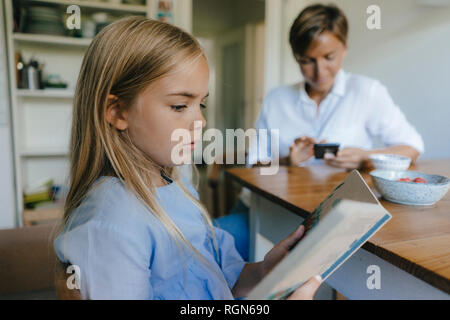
[299,69,347,102]
[330,69,346,97]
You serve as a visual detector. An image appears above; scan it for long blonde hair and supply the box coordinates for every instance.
[55,16,220,281]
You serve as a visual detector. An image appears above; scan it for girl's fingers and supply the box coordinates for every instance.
[281,225,305,250]
[288,275,322,300]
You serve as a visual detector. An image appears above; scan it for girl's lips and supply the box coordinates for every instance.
[186,141,198,150]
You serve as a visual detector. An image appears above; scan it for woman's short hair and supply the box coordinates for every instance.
[289,3,348,58]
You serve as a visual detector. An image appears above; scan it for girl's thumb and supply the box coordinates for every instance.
[288,275,322,300]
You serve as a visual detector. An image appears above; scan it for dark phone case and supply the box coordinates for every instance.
[314,144,340,159]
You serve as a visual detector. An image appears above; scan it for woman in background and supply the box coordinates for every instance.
[217,3,424,261]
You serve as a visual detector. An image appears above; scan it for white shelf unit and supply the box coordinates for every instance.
[16,88,75,98]
[13,32,93,47]
[28,0,149,14]
[4,0,192,226]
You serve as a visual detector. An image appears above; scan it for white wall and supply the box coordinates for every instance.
[270,0,450,159]
[0,1,16,229]
[193,0,266,130]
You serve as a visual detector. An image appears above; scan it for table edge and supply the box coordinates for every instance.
[226,168,450,295]
[225,170,311,219]
[362,242,450,294]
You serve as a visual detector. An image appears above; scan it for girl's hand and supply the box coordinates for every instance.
[286,275,322,300]
[261,225,322,300]
[289,137,322,166]
[323,147,369,170]
[262,225,305,276]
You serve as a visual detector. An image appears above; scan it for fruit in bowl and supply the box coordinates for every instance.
[369,154,411,171]
[370,170,450,206]
[397,177,427,183]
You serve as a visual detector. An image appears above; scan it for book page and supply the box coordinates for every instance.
[246,200,391,300]
[303,170,380,232]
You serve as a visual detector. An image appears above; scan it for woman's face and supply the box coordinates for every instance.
[296,31,347,93]
[126,55,209,167]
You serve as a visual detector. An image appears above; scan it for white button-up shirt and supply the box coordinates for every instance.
[247,69,424,165]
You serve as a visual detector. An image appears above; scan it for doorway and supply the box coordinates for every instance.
[192,0,266,217]
[193,0,265,135]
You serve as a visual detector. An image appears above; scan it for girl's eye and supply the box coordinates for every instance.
[200,104,207,109]
[171,105,187,111]
[325,55,335,61]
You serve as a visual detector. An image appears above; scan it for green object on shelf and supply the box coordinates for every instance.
[44,74,68,89]
[23,178,56,208]
[24,190,52,204]
[44,82,68,88]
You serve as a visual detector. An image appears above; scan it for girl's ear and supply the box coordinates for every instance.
[105,94,128,131]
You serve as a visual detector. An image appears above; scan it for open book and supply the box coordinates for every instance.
[246,170,392,300]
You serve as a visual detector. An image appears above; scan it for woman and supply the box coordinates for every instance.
[216,3,424,261]
[252,3,424,168]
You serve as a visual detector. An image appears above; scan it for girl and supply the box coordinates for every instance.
[53,16,321,300]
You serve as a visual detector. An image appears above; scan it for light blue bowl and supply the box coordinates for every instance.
[370,170,450,206]
[369,154,411,171]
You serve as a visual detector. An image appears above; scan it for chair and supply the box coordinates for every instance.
[0,225,56,298]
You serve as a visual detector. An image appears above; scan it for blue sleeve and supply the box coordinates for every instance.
[54,219,154,300]
[214,227,246,289]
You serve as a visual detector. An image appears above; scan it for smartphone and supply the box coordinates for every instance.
[314,143,340,159]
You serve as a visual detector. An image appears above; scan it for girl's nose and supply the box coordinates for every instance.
[190,109,206,131]
[200,114,206,128]
[196,107,207,129]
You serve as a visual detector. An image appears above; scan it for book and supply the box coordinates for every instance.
[246,170,392,300]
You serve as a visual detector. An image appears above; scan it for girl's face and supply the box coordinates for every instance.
[125,55,209,167]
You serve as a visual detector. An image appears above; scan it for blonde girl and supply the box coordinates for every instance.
[53,16,321,300]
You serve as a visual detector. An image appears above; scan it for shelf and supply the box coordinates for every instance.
[24,0,148,13]
[20,148,69,157]
[23,206,64,226]
[13,33,92,47]
[16,89,75,99]
[4,0,159,227]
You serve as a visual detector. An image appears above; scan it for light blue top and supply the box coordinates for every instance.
[54,176,246,300]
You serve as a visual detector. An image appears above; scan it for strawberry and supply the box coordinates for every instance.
[413,177,427,183]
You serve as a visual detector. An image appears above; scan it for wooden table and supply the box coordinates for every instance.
[226,160,450,299]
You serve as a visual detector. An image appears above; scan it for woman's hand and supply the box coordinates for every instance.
[323,147,369,170]
[289,137,324,166]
